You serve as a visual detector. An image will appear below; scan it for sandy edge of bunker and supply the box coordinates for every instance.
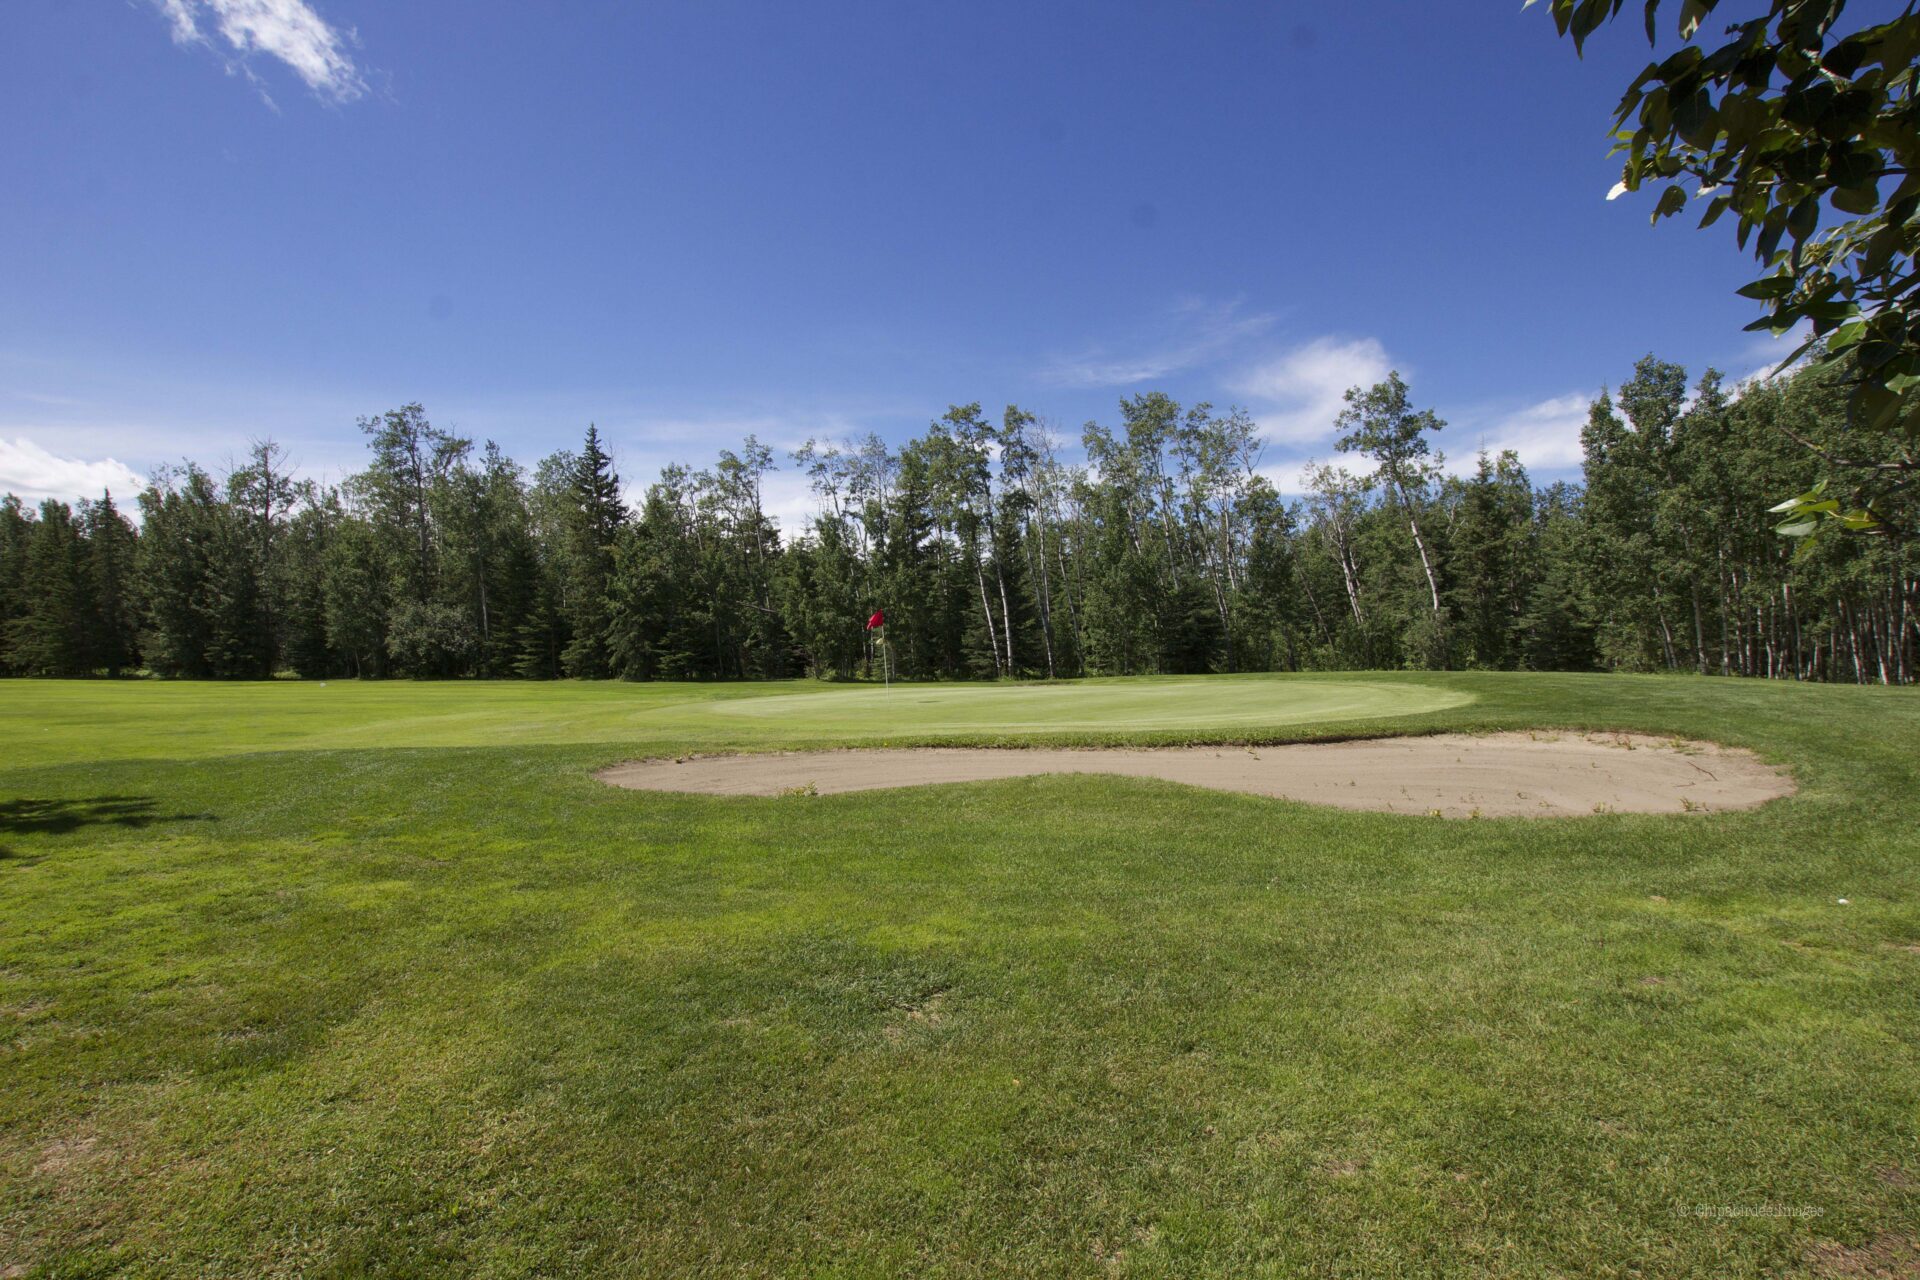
[596,731,1795,818]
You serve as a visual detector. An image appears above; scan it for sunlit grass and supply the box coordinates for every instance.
[2,672,1916,1276]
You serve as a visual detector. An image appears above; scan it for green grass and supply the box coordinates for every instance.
[0,674,1468,768]
[1,672,1916,1277]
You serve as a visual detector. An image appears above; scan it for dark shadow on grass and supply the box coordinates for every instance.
[0,796,215,841]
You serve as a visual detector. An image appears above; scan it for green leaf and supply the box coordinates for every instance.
[1735,275,1795,300]
[1674,91,1718,147]
[1786,195,1820,243]
[1767,482,1829,513]
[1678,0,1710,40]
[1831,183,1879,215]
[1857,340,1902,370]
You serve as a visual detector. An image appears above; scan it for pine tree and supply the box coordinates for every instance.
[1448,452,1536,670]
[136,466,222,677]
[82,491,140,676]
[282,496,340,678]
[1522,482,1598,672]
[559,425,625,678]
[322,514,393,678]
[9,500,94,677]
[205,501,273,678]
[0,496,34,676]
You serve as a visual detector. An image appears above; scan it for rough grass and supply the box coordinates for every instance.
[1,671,1916,1277]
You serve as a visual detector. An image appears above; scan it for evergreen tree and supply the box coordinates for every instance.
[9,501,94,677]
[1522,482,1598,673]
[282,495,341,678]
[1448,452,1536,670]
[322,513,393,678]
[2,373,1912,686]
[559,425,626,677]
[82,491,141,676]
[136,465,223,677]
[0,496,36,676]
[227,440,299,672]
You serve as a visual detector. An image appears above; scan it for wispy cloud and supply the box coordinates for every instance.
[621,412,872,457]
[154,0,366,104]
[1039,299,1277,388]
[0,438,146,508]
[1228,336,1392,445]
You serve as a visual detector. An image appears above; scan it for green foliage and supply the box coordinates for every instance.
[1336,373,1450,661]
[1450,451,1538,669]
[321,511,392,678]
[1531,0,1920,530]
[80,492,139,676]
[0,495,31,676]
[6,500,93,677]
[135,465,224,677]
[3,369,1914,686]
[355,402,470,606]
[385,598,478,677]
[558,424,626,678]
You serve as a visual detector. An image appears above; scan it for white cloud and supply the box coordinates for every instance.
[601,412,883,536]
[1733,320,1816,390]
[1444,392,1594,476]
[612,451,822,536]
[1259,453,1371,502]
[756,470,824,535]
[155,0,366,104]
[1228,336,1393,445]
[1040,299,1277,388]
[0,438,146,509]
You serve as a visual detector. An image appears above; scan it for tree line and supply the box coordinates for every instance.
[2,354,1914,684]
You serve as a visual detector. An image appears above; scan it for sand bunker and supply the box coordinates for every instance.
[597,731,1792,817]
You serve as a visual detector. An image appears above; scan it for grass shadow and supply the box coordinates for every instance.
[0,796,215,845]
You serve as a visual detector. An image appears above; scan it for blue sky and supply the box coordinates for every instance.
[2,0,1801,525]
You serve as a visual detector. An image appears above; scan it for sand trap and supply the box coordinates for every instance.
[597,732,1792,817]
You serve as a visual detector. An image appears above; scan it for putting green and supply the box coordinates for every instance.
[706,678,1469,735]
[0,675,1470,768]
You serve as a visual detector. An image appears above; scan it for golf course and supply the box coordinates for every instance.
[3,672,1917,1277]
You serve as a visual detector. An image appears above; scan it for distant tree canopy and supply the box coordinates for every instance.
[2,360,1915,685]
[1532,0,1920,534]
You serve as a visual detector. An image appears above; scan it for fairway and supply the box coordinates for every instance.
[4,672,1918,1278]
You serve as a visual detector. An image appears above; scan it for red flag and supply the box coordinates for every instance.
[866,609,885,631]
